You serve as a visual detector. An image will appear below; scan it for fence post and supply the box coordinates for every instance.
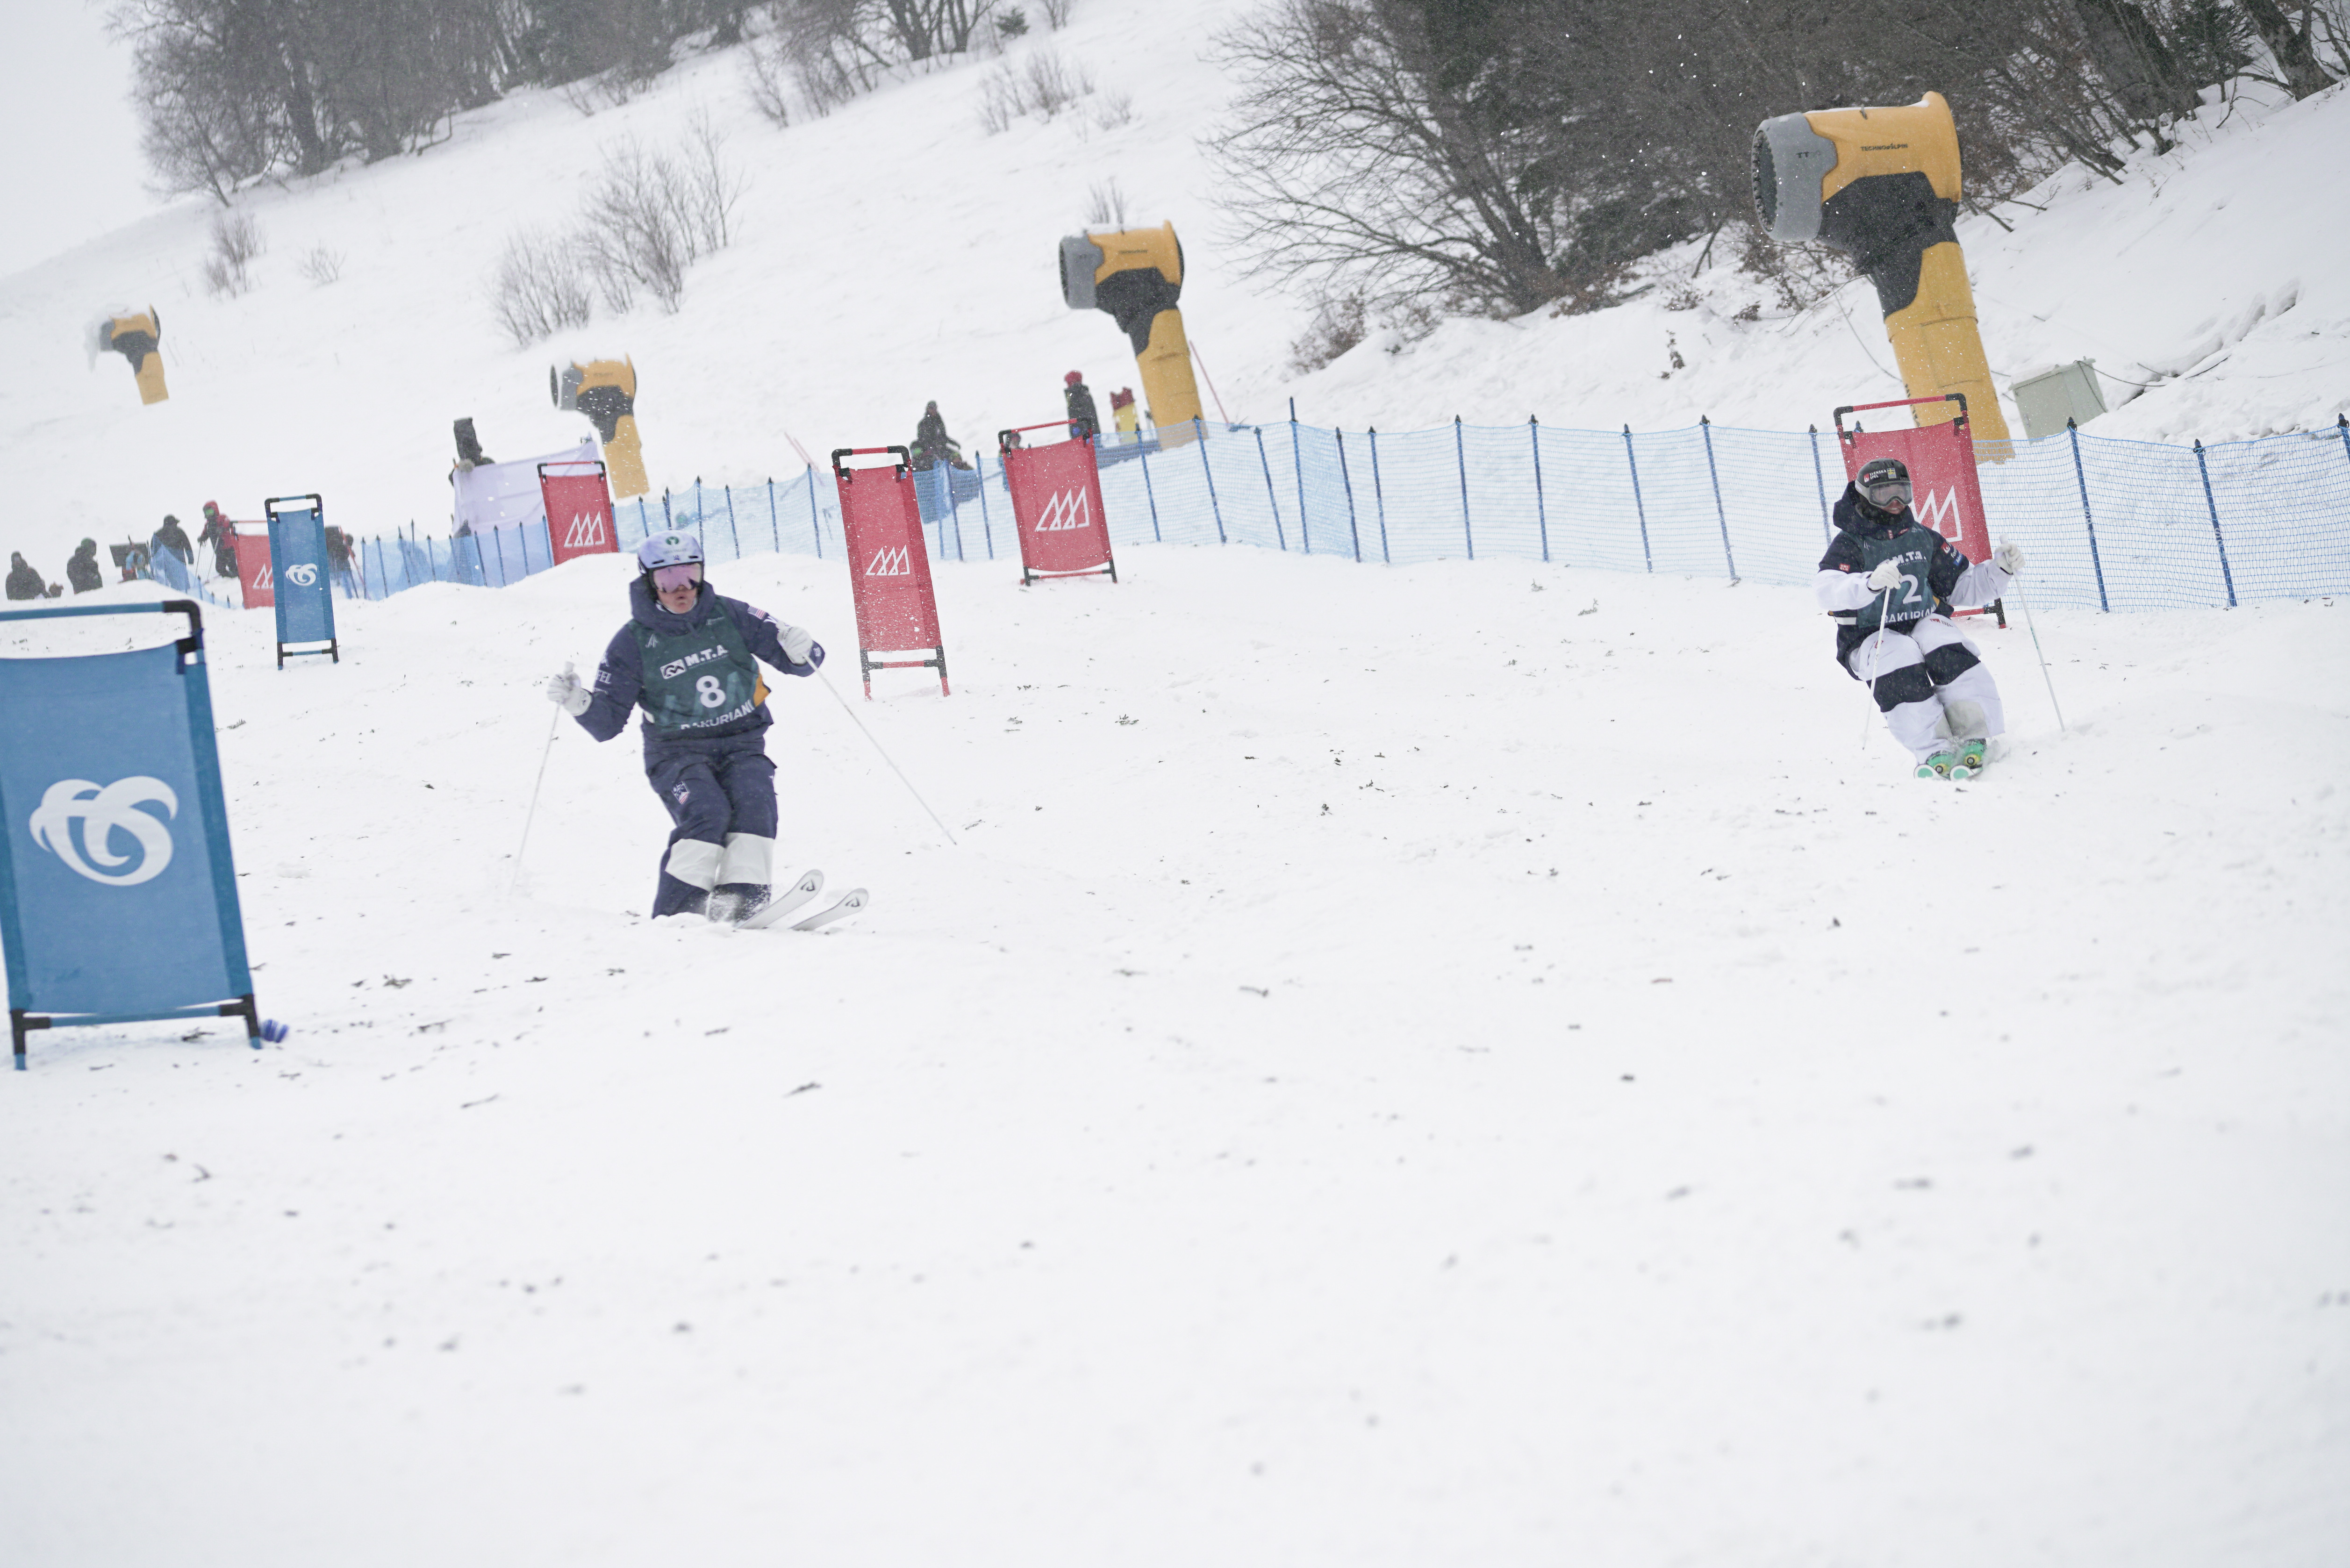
[1336,429,1363,563]
[805,466,821,559]
[2192,439,2238,609]
[662,487,673,527]
[1454,415,1474,560]
[1700,415,1738,582]
[1198,417,1227,544]
[974,449,995,559]
[1253,425,1288,549]
[767,479,781,553]
[2066,419,2111,612]
[1530,415,1549,564]
[724,484,742,559]
[1139,437,1162,542]
[1808,424,1833,542]
[1623,425,1653,573]
[1369,426,1391,564]
[1290,398,1310,553]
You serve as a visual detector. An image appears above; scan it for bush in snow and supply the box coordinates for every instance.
[576,112,745,315]
[202,211,264,297]
[978,47,1095,132]
[488,228,593,347]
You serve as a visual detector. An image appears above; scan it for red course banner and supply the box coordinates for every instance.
[999,428,1116,585]
[230,531,274,609]
[832,447,948,697]
[1836,397,1993,563]
[539,461,617,567]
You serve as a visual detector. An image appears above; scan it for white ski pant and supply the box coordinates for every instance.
[1846,615,2005,763]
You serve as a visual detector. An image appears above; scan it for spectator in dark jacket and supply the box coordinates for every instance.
[198,502,239,579]
[7,552,45,601]
[66,539,103,594]
[1064,371,1099,441]
[911,401,967,470]
[325,525,357,595]
[152,514,195,566]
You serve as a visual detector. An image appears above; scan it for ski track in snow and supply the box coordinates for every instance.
[2,550,2346,1565]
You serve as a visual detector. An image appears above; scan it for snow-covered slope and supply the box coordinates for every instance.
[3,551,2346,1564]
[2,10,2344,585]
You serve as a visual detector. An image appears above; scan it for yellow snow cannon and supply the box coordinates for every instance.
[94,308,169,404]
[1059,222,1203,445]
[1751,92,2011,447]
[552,356,648,497]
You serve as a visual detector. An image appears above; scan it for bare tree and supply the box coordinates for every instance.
[1205,0,1570,319]
[2238,0,2340,93]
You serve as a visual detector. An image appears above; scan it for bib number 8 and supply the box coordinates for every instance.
[696,673,726,709]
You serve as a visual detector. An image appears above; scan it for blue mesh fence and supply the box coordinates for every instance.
[330,417,2350,612]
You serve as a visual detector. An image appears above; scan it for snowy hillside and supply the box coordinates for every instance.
[5,548,2348,1564]
[1,6,2345,584]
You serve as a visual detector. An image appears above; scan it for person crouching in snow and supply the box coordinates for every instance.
[545,530,825,920]
[1819,456,2027,780]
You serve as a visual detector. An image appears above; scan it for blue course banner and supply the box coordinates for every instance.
[265,493,338,668]
[0,600,260,1067]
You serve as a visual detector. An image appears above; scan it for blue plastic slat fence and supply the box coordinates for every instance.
[315,421,2350,614]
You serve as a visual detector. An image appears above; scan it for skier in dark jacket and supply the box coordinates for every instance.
[6,552,44,601]
[324,525,357,595]
[1817,456,2024,780]
[198,502,239,579]
[66,539,103,594]
[545,530,825,922]
[151,514,195,566]
[1063,371,1099,441]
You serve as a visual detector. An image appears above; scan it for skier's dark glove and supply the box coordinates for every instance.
[803,641,825,670]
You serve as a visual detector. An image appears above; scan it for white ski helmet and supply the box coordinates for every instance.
[636,530,703,572]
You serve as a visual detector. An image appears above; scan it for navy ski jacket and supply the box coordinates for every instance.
[575,577,817,759]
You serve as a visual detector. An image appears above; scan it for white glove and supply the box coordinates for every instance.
[778,623,816,665]
[1864,559,1905,593]
[1992,539,2026,576]
[545,661,592,716]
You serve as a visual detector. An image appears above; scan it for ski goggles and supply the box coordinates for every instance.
[1863,476,1913,508]
[650,562,702,593]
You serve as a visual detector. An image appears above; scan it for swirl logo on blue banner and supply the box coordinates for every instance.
[284,563,319,587]
[27,777,179,886]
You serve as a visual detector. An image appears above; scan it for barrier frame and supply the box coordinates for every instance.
[264,493,340,666]
[0,600,261,1068]
[831,446,950,698]
[537,459,619,567]
[997,420,1118,586]
[1833,394,2005,627]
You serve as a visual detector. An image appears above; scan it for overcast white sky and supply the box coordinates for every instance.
[2,2,162,279]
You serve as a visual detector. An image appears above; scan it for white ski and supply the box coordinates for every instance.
[735,870,824,930]
[789,888,868,932]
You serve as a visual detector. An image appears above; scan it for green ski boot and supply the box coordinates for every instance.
[1917,748,1960,780]
[1948,736,1988,780]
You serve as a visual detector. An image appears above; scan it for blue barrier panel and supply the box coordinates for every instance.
[0,601,259,1067]
[265,494,337,666]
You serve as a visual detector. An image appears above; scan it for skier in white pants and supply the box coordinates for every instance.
[1818,456,2027,780]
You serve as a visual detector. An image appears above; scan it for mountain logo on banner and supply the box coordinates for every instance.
[284,563,319,587]
[1035,487,1091,534]
[866,545,913,577]
[29,777,179,887]
[562,511,608,549]
[253,563,273,590]
[1914,487,1963,540]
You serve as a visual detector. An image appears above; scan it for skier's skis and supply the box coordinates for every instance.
[736,870,825,930]
[789,888,868,932]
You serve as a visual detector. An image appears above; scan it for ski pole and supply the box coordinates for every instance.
[815,667,958,846]
[2012,578,2068,734]
[1860,586,1894,747]
[511,679,566,893]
